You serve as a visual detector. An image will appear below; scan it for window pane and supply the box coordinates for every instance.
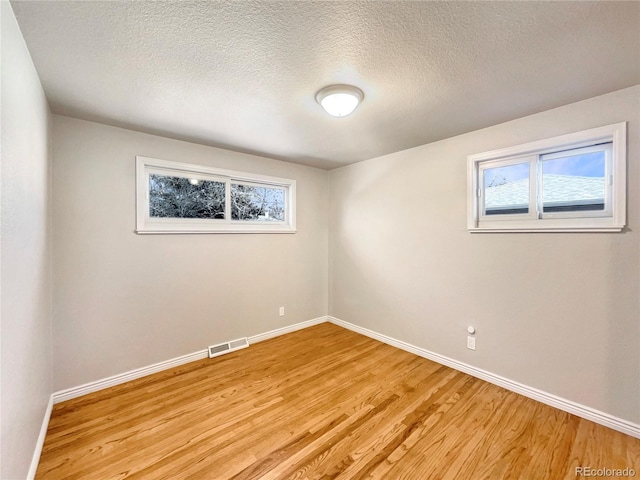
[231,184,285,221]
[541,149,605,213]
[483,163,529,215]
[149,174,225,219]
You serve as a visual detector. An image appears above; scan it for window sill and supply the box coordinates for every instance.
[136,228,297,235]
[469,226,623,233]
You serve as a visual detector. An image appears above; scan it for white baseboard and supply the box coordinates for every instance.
[53,349,209,404]
[328,316,640,439]
[248,316,327,344]
[52,316,329,404]
[27,394,54,480]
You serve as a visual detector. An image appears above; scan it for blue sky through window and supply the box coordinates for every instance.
[484,151,605,189]
[542,151,604,178]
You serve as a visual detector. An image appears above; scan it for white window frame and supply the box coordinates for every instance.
[136,156,296,234]
[467,123,626,232]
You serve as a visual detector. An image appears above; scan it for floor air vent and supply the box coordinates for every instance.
[208,337,249,358]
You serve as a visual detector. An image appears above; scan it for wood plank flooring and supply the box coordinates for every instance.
[36,323,639,479]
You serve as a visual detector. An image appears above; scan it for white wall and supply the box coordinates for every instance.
[1,2,53,479]
[329,86,640,425]
[52,116,329,391]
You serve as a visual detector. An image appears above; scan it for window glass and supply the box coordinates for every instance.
[541,148,606,213]
[483,162,530,215]
[149,174,225,219]
[231,183,285,221]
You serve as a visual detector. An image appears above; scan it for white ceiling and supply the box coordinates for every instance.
[10,1,640,169]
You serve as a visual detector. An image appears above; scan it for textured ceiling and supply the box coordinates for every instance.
[10,1,640,169]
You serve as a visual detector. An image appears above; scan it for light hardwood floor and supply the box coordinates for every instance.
[36,323,639,479]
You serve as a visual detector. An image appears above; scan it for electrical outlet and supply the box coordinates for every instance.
[279,306,285,316]
[467,336,476,350]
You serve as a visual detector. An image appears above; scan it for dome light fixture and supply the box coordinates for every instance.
[316,84,364,117]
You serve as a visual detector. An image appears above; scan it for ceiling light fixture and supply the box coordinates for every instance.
[316,84,364,117]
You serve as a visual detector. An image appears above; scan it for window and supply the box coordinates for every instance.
[136,156,296,233]
[467,123,626,232]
